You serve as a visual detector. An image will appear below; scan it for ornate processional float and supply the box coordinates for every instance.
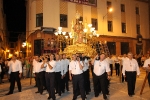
[54,12,109,58]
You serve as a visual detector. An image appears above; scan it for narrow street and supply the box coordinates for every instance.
[0,68,150,100]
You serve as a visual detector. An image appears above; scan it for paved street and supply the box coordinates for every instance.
[0,68,150,100]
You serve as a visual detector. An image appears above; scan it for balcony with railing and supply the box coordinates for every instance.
[64,0,97,6]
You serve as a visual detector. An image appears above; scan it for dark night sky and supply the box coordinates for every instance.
[3,0,26,42]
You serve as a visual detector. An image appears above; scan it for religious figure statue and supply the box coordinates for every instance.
[73,11,84,44]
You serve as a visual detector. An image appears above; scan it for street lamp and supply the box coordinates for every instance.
[108,8,113,12]
[64,32,73,46]
[22,42,26,48]
[83,23,100,46]
[6,49,10,58]
[103,7,113,19]
[6,50,10,52]
[54,27,67,54]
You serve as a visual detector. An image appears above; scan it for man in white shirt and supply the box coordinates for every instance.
[122,52,140,97]
[143,56,150,86]
[54,54,63,96]
[91,53,111,100]
[114,55,120,76]
[105,55,113,95]
[69,54,86,100]
[6,55,22,95]
[45,54,56,100]
[32,56,37,87]
[82,54,91,95]
[106,55,114,76]
[121,54,127,82]
[59,54,65,93]
[62,54,70,92]
[33,55,45,95]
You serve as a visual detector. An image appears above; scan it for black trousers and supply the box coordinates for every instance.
[106,73,110,95]
[36,71,44,94]
[45,72,55,99]
[0,73,2,83]
[61,75,65,92]
[147,72,150,86]
[93,72,107,99]
[64,71,69,91]
[9,71,21,93]
[34,73,37,86]
[55,72,62,95]
[83,69,91,94]
[126,71,136,95]
[110,64,113,76]
[121,66,127,82]
[61,71,69,92]
[72,73,85,100]
[115,63,120,76]
[43,71,46,89]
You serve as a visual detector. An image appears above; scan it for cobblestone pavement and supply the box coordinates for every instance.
[0,68,150,100]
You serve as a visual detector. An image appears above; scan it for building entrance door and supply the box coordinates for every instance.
[34,39,44,55]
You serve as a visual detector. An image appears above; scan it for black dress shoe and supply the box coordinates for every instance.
[95,94,99,97]
[85,97,87,100]
[129,95,132,97]
[35,91,40,93]
[89,89,91,92]
[103,95,108,100]
[133,93,135,95]
[5,92,13,95]
[86,92,89,95]
[62,90,64,93]
[72,96,77,100]
[104,98,108,100]
[40,92,43,95]
[47,96,51,100]
[52,98,56,100]
[106,93,110,95]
